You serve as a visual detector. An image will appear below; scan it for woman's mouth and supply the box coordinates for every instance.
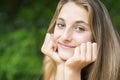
[58,42,76,49]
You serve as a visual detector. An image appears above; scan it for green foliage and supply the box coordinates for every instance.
[0,29,46,80]
[102,0,120,32]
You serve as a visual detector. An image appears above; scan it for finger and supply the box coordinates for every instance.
[42,37,56,56]
[43,33,51,48]
[80,43,86,61]
[74,47,80,57]
[41,33,51,54]
[50,34,58,51]
[86,42,92,62]
[92,43,98,61]
[45,33,54,44]
[50,33,54,38]
[43,39,62,63]
[50,52,63,63]
[46,39,57,56]
[45,33,51,41]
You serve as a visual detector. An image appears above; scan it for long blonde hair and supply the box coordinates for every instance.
[43,0,120,80]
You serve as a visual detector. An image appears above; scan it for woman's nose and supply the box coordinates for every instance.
[61,29,72,42]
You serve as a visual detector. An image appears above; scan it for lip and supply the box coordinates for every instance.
[58,42,76,48]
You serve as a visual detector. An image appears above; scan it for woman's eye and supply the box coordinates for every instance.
[56,23,65,28]
[75,26,85,32]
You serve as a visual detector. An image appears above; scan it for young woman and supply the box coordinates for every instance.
[41,0,120,80]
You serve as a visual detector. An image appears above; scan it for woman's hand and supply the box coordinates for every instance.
[41,33,65,80]
[41,33,64,64]
[65,42,97,71]
[64,42,98,80]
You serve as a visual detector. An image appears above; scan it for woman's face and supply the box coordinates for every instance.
[53,2,92,60]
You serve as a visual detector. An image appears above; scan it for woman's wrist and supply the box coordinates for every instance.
[55,64,64,80]
[64,66,81,80]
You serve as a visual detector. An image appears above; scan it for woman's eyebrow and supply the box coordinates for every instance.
[57,18,89,27]
[58,18,88,25]
[58,18,64,21]
[75,21,89,26]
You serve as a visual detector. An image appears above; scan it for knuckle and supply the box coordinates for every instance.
[41,46,44,53]
[75,56,80,61]
[86,58,91,62]
[80,57,85,62]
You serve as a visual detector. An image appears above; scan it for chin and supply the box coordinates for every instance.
[58,53,73,61]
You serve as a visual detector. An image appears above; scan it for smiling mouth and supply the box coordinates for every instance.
[58,42,76,48]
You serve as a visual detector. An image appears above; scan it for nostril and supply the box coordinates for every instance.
[61,34,72,43]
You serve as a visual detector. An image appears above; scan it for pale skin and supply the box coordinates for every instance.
[41,2,98,80]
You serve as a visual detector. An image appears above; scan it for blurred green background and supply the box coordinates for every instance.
[0,0,119,80]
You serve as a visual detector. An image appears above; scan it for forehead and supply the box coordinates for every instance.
[58,2,89,24]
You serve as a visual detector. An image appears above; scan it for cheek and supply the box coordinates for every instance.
[53,27,62,41]
[73,33,92,44]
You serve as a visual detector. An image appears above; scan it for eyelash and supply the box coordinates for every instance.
[75,26,85,32]
[56,23,85,32]
[56,23,65,28]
